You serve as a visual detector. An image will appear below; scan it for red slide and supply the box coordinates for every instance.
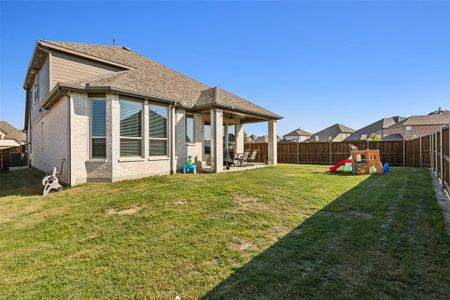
[329,159,352,172]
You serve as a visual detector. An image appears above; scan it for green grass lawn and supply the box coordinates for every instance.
[0,165,449,299]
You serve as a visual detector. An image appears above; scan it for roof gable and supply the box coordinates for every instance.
[283,128,311,137]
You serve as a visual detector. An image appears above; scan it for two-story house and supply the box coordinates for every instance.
[24,41,282,185]
[383,108,450,140]
[281,128,311,143]
[305,123,354,142]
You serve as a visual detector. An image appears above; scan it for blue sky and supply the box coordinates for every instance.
[1,1,449,136]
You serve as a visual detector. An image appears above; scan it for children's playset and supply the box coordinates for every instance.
[329,144,389,175]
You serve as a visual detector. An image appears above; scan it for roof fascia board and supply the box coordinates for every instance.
[22,42,48,89]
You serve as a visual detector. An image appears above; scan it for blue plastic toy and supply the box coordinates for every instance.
[383,163,390,173]
[183,155,197,174]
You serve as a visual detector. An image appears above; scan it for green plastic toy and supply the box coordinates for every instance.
[343,163,352,172]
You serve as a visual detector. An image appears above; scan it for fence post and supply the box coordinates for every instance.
[430,134,433,170]
[435,132,438,176]
[419,136,422,168]
[440,127,444,187]
[448,123,450,191]
[296,142,299,164]
[403,140,406,167]
[329,141,332,165]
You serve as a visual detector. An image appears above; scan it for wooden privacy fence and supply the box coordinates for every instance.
[430,125,449,192]
[245,124,449,192]
[246,141,405,166]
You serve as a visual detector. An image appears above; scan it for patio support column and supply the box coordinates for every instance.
[169,105,176,174]
[236,120,244,154]
[210,108,223,172]
[109,93,120,180]
[268,119,277,165]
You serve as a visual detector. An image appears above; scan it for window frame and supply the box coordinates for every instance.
[90,98,107,159]
[203,121,211,155]
[185,113,195,143]
[148,102,169,158]
[119,98,144,158]
[33,73,40,103]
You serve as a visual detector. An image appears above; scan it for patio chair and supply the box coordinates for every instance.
[248,150,258,166]
[237,150,251,166]
[224,149,235,170]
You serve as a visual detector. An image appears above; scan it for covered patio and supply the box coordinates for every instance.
[195,107,279,173]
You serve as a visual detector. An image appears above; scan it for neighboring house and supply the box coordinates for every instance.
[24,40,282,185]
[253,135,268,144]
[252,135,282,144]
[383,108,450,140]
[344,116,404,141]
[282,128,311,143]
[246,134,258,143]
[305,123,355,142]
[0,121,27,169]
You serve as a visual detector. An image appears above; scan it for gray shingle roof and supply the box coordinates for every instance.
[0,121,26,143]
[40,41,282,119]
[345,116,404,141]
[283,128,312,137]
[402,113,450,126]
[382,134,404,141]
[306,123,355,142]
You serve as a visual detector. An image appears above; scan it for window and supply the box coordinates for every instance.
[185,114,194,143]
[33,74,40,103]
[406,126,412,132]
[120,99,142,157]
[91,99,106,158]
[204,122,211,154]
[149,103,168,156]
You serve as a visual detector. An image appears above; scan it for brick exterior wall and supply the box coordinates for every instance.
[30,95,69,183]
[31,91,272,185]
[384,124,446,140]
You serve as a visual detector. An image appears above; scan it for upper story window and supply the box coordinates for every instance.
[405,126,412,132]
[33,74,40,103]
[149,103,168,156]
[120,99,143,157]
[91,99,106,158]
[185,114,194,143]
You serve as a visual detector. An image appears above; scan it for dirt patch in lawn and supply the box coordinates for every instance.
[107,205,145,215]
[230,238,255,251]
[234,193,270,211]
[315,210,373,220]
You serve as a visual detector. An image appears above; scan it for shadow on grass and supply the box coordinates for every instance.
[0,168,44,197]
[203,170,450,299]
